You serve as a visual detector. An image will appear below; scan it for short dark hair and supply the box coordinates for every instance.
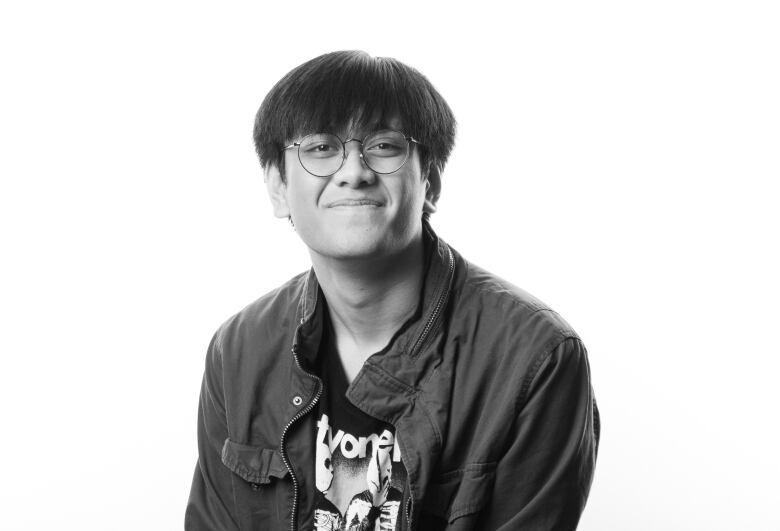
[253,50,456,181]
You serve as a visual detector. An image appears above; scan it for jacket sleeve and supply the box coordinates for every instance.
[487,336,600,530]
[185,332,240,531]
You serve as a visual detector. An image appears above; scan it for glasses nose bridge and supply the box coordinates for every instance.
[335,137,373,181]
[342,137,365,159]
[339,137,369,175]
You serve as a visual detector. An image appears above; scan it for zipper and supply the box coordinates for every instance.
[394,434,414,530]
[404,245,453,529]
[409,246,454,357]
[279,342,322,531]
[405,489,414,530]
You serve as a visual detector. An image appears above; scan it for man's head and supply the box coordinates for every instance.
[254,50,456,197]
[254,51,456,260]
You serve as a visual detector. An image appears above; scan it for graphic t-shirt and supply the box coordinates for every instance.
[312,318,407,531]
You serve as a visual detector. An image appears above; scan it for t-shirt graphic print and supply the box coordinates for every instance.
[313,413,405,530]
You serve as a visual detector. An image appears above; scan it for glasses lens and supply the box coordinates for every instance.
[362,130,409,174]
[298,133,343,176]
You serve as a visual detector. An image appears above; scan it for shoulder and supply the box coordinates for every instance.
[452,251,578,341]
[209,271,308,366]
[446,250,584,380]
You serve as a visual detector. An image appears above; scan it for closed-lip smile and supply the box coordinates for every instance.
[327,198,384,207]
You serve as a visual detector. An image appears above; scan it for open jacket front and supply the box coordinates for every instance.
[186,224,600,530]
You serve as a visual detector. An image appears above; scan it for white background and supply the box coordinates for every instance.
[1,1,778,529]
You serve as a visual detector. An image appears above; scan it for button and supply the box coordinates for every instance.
[292,396,303,406]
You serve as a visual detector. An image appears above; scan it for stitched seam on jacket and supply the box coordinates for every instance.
[221,451,265,483]
[349,364,415,425]
[418,395,443,449]
[450,502,486,521]
[211,329,241,521]
[515,335,580,418]
[441,463,497,521]
[211,327,233,442]
[360,361,416,394]
[434,461,497,482]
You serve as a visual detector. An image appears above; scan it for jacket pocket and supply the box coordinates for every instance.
[220,438,288,485]
[421,462,497,524]
[220,439,290,530]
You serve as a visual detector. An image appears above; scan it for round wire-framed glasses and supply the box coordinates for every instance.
[281,129,420,177]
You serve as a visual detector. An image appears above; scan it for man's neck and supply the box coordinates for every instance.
[310,234,425,379]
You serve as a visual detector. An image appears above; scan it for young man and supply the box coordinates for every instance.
[186,51,599,531]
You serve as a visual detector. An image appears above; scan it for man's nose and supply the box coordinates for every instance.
[334,141,376,187]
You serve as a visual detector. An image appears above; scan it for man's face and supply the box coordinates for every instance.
[267,118,429,261]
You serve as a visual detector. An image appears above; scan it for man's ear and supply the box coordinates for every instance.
[423,164,442,215]
[264,163,291,219]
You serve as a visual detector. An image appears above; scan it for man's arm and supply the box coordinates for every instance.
[185,332,240,531]
[484,336,600,530]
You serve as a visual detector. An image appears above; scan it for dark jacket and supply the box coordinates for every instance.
[186,225,600,530]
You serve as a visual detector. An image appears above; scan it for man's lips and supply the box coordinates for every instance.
[326,198,384,207]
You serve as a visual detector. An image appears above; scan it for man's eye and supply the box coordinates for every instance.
[302,142,340,157]
[366,141,403,157]
[368,142,397,150]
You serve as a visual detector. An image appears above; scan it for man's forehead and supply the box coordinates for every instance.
[291,111,404,140]
[341,113,403,135]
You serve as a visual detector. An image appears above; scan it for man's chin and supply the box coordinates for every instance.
[302,223,420,262]
[306,234,396,262]
[322,241,388,261]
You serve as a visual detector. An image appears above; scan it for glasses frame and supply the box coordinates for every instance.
[281,129,421,178]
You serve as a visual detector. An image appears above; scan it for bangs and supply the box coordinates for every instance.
[254,51,456,173]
